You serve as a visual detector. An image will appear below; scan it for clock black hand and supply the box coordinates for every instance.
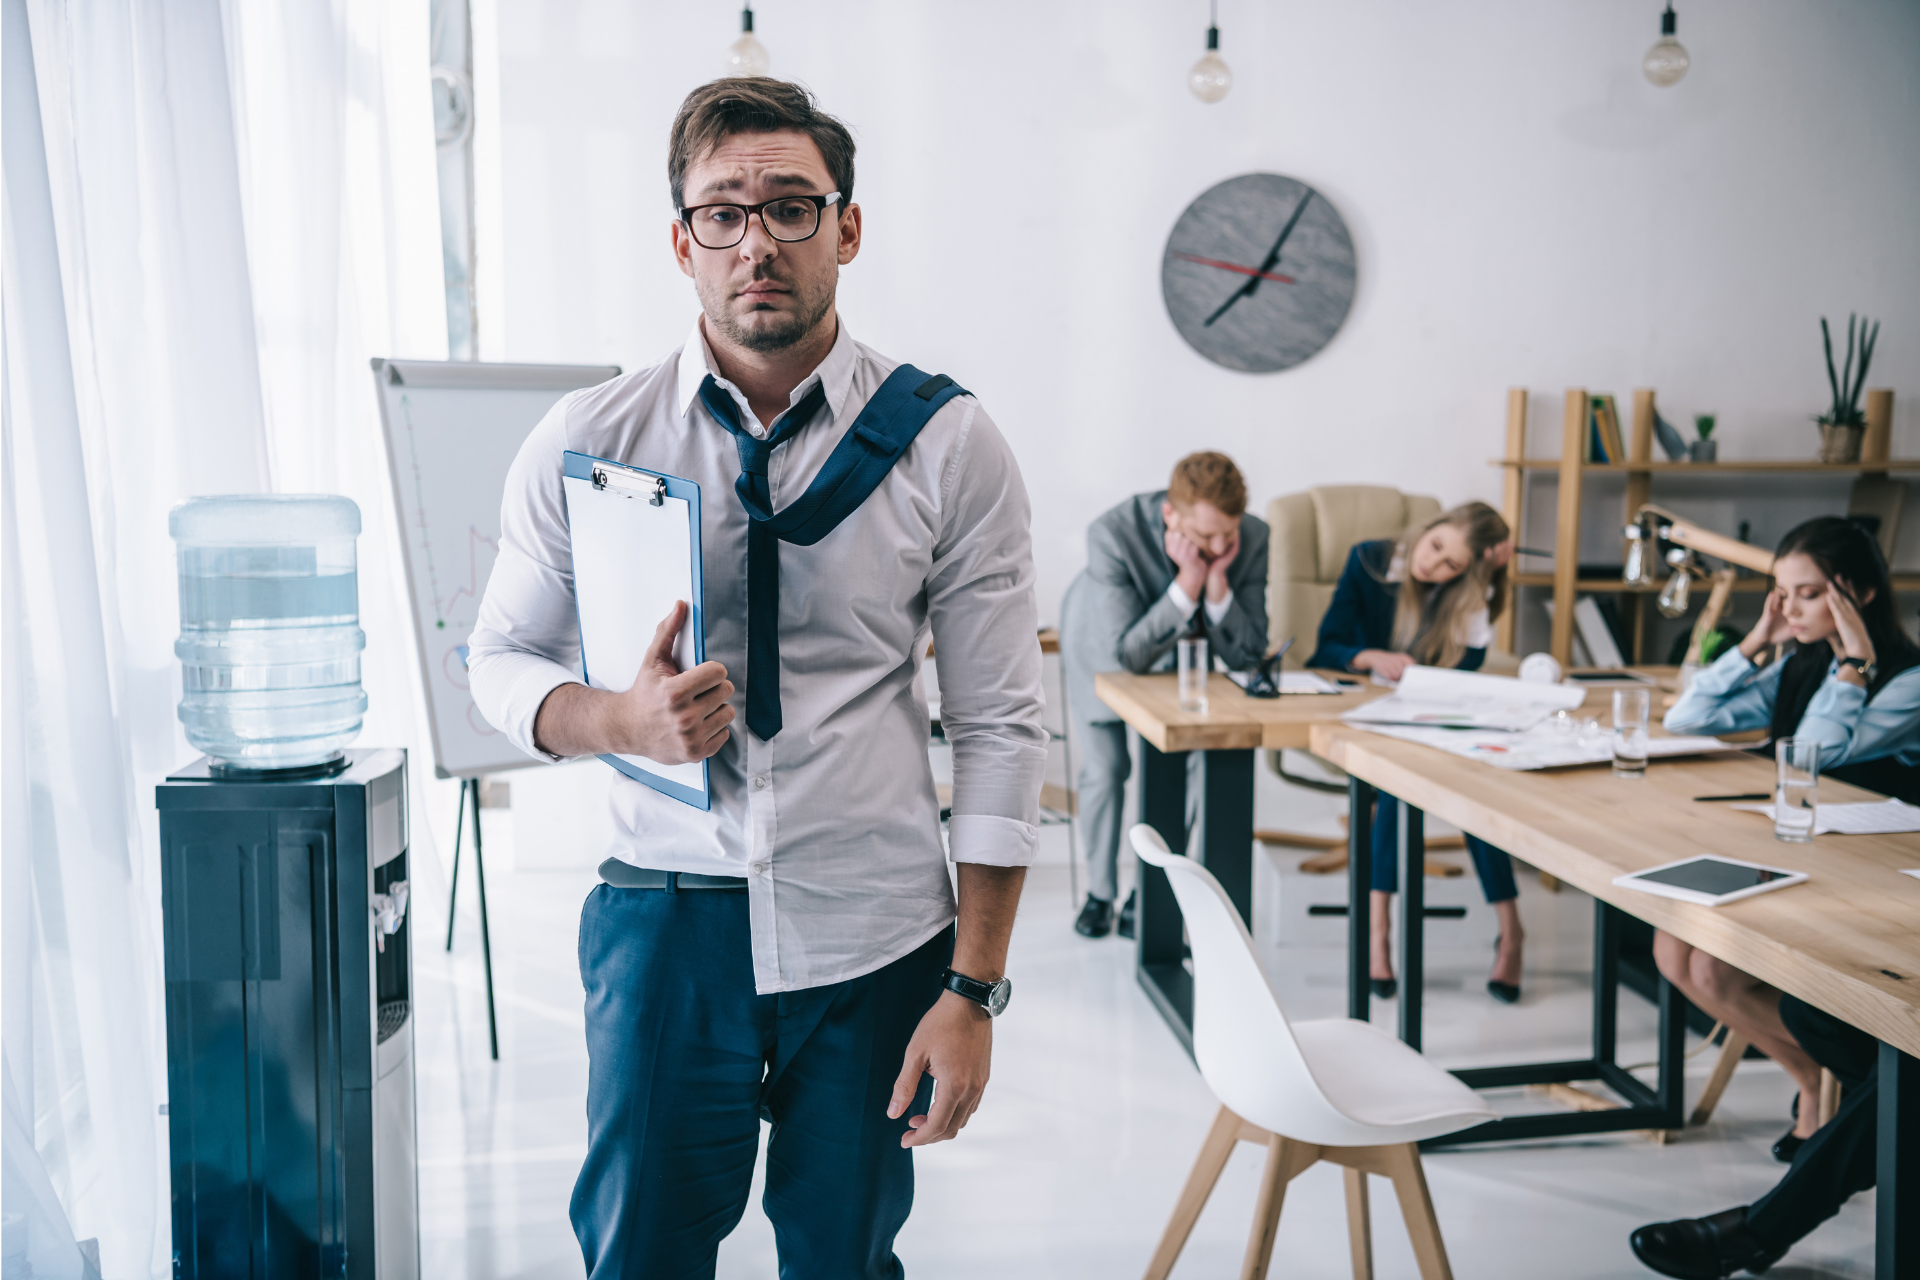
[1201,188,1315,328]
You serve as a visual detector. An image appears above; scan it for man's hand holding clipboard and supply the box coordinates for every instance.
[534,599,733,765]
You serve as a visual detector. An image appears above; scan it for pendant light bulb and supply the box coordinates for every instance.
[1642,4,1690,87]
[1189,24,1232,102]
[1657,549,1694,618]
[728,5,770,77]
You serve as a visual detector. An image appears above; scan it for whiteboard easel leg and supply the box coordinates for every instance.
[446,777,466,952]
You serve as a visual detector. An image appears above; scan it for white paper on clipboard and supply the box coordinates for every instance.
[562,458,710,808]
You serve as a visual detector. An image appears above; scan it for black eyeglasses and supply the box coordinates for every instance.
[679,192,842,250]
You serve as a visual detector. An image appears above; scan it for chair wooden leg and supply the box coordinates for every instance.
[1382,1143,1454,1280]
[1818,1067,1841,1127]
[1344,1167,1374,1280]
[1143,1105,1243,1280]
[1240,1133,1319,1280]
[1689,1027,1749,1127]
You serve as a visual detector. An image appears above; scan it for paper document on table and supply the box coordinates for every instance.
[1225,669,1343,695]
[1728,798,1920,836]
[1342,665,1585,732]
[1354,721,1735,772]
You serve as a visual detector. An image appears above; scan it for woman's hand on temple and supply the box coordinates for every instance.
[1739,590,1793,659]
[1825,579,1875,668]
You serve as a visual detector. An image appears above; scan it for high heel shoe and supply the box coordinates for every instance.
[1487,934,1521,1004]
[1774,1094,1810,1163]
[1370,977,1397,999]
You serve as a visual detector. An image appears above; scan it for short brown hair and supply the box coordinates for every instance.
[668,78,856,211]
[1167,452,1248,518]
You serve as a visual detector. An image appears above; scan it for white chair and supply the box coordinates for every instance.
[1130,824,1496,1280]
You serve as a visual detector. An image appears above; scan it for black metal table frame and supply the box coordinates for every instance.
[1344,778,1686,1145]
[1131,736,1917,1276]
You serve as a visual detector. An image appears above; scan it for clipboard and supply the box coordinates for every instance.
[562,450,711,810]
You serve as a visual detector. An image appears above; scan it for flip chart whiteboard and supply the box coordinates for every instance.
[371,358,620,779]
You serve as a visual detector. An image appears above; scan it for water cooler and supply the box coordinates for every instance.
[158,749,418,1278]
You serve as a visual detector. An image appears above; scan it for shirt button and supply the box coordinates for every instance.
[752,775,770,790]
[751,861,770,877]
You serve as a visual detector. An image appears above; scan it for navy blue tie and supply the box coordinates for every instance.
[698,376,830,740]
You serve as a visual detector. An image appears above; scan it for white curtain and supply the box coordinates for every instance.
[2,0,446,1274]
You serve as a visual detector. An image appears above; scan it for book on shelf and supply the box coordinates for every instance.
[1587,393,1624,463]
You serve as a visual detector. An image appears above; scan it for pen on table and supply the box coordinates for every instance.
[1692,793,1770,802]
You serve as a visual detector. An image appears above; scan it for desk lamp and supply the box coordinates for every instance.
[1623,505,1776,666]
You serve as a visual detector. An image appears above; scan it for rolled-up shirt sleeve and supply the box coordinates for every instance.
[467,394,587,761]
[925,403,1048,868]
[1795,664,1920,769]
[1662,648,1779,738]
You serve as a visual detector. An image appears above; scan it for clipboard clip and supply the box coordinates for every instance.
[591,465,667,506]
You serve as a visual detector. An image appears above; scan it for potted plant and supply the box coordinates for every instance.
[1688,414,1717,463]
[1817,313,1879,463]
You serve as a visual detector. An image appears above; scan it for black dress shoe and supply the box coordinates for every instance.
[1073,895,1114,939]
[1629,1206,1783,1279]
[1770,1128,1804,1164]
[1370,977,1397,999]
[1116,890,1137,940]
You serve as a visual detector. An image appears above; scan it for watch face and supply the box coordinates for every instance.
[1161,172,1356,373]
[985,977,1011,1018]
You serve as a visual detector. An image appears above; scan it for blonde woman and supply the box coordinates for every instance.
[1304,503,1520,1002]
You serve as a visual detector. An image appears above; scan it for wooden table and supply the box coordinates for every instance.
[1092,669,1386,752]
[1312,723,1920,1277]
[1092,669,1385,1049]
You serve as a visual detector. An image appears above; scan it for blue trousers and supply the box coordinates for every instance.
[571,884,949,1280]
[1370,794,1517,904]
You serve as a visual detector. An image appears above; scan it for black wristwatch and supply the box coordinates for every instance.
[1838,655,1876,682]
[941,967,1012,1018]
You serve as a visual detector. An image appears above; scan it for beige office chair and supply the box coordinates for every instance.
[1267,485,1443,676]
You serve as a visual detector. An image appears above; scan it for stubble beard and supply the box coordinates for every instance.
[700,267,837,354]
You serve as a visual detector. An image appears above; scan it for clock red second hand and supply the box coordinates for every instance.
[1171,251,1296,285]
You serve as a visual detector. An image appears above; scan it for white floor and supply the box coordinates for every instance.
[410,817,1876,1279]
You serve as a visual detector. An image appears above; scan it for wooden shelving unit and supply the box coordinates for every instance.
[1495,387,1910,665]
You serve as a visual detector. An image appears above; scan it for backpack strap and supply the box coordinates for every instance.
[758,364,968,547]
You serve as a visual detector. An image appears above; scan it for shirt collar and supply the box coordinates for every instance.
[675,315,859,435]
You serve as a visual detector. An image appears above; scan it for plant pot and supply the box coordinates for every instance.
[1687,439,1717,463]
[1818,422,1864,464]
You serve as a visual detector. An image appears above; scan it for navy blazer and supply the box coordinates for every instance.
[1305,540,1485,673]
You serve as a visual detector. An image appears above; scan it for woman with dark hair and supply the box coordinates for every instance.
[1650,516,1920,1177]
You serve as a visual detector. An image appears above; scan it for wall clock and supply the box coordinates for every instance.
[1161,173,1356,373]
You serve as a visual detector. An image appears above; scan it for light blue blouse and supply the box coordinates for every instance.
[1663,647,1920,771]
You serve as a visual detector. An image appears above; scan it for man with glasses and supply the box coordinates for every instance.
[469,77,1045,1279]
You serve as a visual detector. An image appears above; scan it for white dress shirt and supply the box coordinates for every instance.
[468,320,1048,993]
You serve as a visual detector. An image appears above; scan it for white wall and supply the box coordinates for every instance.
[489,0,1920,633]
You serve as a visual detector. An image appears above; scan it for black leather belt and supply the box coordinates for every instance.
[598,858,748,891]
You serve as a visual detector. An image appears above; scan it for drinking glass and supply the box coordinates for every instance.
[1775,738,1819,843]
[1177,637,1209,714]
[1612,687,1650,777]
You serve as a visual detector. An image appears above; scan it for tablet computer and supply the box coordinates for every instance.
[1612,855,1807,907]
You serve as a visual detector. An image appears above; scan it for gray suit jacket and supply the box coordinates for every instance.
[1061,491,1270,724]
